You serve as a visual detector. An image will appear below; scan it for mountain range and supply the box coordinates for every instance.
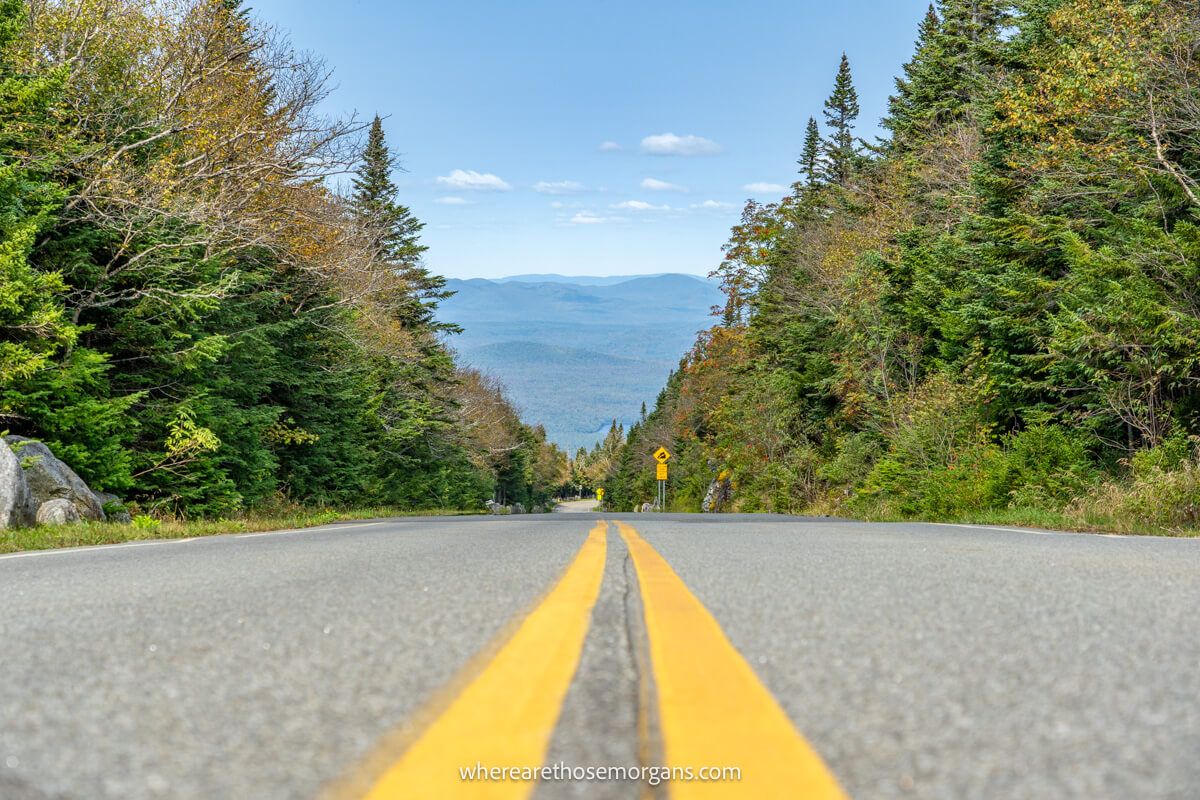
[436,274,724,453]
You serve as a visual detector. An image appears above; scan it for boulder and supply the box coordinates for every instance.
[4,437,105,522]
[640,502,653,513]
[36,498,81,526]
[702,473,733,513]
[95,491,132,524]
[0,439,36,529]
[511,502,526,515]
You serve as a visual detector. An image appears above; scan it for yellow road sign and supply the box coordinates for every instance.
[596,488,604,501]
[653,446,672,463]
[656,463,668,481]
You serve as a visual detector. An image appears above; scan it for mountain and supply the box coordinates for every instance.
[437,274,724,452]
[494,272,702,286]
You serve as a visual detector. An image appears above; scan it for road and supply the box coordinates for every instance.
[1,514,1198,799]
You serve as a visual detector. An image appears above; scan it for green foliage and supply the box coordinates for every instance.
[131,514,160,531]
[606,0,1200,534]
[1004,425,1097,509]
[820,53,861,186]
[0,2,555,519]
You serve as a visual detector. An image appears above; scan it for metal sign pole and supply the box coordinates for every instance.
[652,447,671,513]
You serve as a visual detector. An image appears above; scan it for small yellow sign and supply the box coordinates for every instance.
[653,446,672,463]
[596,488,604,501]
[656,463,668,481]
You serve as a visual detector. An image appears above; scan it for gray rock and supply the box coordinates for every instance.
[94,491,132,524]
[511,502,526,515]
[36,498,81,526]
[702,473,733,513]
[0,439,36,528]
[640,502,653,513]
[4,437,105,522]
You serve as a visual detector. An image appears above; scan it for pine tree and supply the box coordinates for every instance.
[798,117,822,187]
[820,54,860,186]
[352,116,452,330]
[883,1,1009,149]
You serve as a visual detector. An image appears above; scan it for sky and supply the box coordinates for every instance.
[250,0,931,280]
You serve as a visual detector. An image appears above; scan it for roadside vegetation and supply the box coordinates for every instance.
[0,0,568,525]
[603,0,1200,536]
[0,505,493,554]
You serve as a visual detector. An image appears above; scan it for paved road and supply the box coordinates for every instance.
[1,515,1197,799]
[553,499,599,513]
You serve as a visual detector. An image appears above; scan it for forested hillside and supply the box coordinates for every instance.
[0,0,567,517]
[605,0,1200,533]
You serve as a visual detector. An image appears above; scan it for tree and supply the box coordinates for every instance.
[351,115,453,331]
[884,1,1009,149]
[821,54,861,186]
[798,117,822,188]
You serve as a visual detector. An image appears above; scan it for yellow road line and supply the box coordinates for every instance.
[360,521,607,800]
[617,522,848,799]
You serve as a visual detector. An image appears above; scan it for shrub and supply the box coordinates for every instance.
[131,515,161,531]
[1005,425,1098,509]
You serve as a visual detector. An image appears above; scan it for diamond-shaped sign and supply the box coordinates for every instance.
[653,446,671,463]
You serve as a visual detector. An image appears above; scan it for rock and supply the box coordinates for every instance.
[36,498,81,525]
[511,502,526,515]
[94,491,132,524]
[5,437,105,521]
[0,439,36,529]
[640,502,653,513]
[702,472,733,513]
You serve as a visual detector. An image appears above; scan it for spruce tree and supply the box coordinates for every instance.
[820,54,860,186]
[352,116,452,330]
[798,117,822,187]
[883,1,1008,149]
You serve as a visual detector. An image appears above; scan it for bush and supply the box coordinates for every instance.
[852,375,1007,517]
[131,515,160,531]
[1005,425,1097,509]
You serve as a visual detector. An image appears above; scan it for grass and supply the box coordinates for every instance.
[842,505,1200,537]
[0,506,484,554]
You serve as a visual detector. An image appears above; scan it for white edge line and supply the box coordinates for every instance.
[932,522,1128,538]
[0,521,388,560]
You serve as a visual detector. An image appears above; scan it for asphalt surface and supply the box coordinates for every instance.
[1,514,1198,799]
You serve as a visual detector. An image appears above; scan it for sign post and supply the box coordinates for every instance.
[653,447,671,511]
[596,488,604,505]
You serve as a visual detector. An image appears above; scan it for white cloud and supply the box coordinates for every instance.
[436,169,512,191]
[598,141,622,152]
[550,201,564,209]
[640,133,722,156]
[693,199,736,209]
[742,182,787,194]
[434,196,471,205]
[612,200,671,212]
[641,177,686,192]
[569,211,626,225]
[534,180,586,195]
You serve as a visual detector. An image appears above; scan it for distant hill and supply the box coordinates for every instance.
[494,272,706,286]
[437,274,724,452]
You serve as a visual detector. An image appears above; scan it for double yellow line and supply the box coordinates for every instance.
[350,521,847,799]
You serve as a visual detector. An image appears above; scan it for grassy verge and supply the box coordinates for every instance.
[0,507,484,555]
[846,506,1199,537]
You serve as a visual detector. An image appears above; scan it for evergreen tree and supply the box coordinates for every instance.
[820,54,861,186]
[798,117,822,187]
[883,0,1009,148]
[352,116,452,330]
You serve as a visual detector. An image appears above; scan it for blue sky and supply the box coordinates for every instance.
[251,0,930,279]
